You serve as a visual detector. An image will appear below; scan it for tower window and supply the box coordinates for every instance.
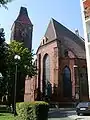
[64,49,68,57]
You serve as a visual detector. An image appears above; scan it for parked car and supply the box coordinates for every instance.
[76,102,90,115]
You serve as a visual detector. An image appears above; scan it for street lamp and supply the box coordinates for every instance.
[14,55,20,116]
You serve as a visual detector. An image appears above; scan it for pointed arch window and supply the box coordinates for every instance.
[43,54,51,97]
[63,66,72,98]
[43,54,50,82]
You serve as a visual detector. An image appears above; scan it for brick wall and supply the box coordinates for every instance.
[24,75,37,102]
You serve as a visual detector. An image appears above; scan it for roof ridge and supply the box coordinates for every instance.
[51,18,84,43]
[51,18,84,40]
[51,18,57,39]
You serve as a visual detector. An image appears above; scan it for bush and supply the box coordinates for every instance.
[16,101,49,120]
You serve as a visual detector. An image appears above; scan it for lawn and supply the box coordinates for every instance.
[0,113,14,120]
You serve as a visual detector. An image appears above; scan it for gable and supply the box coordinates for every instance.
[37,18,86,59]
[52,18,85,50]
[44,19,57,42]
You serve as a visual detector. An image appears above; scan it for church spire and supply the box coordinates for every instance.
[11,6,33,51]
[19,7,28,16]
[15,7,33,25]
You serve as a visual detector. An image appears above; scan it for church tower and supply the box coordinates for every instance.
[11,7,33,51]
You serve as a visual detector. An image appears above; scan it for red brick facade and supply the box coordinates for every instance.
[24,75,37,101]
[24,40,88,102]
[24,18,88,103]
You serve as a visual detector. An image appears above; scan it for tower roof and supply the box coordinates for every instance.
[15,7,33,25]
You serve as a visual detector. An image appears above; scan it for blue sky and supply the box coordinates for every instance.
[0,0,83,52]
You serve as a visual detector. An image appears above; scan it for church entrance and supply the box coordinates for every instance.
[63,66,72,99]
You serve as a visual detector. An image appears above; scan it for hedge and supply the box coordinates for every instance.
[16,101,49,120]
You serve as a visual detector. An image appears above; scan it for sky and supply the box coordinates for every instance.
[0,0,84,53]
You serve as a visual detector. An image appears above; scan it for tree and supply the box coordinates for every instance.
[0,0,13,8]
[0,0,13,5]
[0,28,5,44]
[6,41,36,106]
[6,41,36,76]
[0,28,6,74]
[0,0,14,100]
[0,28,8,99]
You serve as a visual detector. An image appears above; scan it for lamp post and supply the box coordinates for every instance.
[14,55,20,116]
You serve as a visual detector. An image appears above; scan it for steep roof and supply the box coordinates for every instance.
[15,7,33,25]
[43,18,86,59]
[45,18,84,48]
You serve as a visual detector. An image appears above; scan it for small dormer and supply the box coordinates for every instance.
[40,36,48,46]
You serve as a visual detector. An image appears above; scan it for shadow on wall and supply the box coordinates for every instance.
[37,82,57,102]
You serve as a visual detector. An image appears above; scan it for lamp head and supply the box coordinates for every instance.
[14,55,21,60]
[73,65,78,68]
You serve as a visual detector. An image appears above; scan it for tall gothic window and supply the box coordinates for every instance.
[63,66,72,98]
[43,54,51,97]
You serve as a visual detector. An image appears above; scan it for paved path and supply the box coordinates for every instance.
[48,108,90,120]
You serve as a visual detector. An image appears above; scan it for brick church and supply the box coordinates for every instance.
[11,7,89,103]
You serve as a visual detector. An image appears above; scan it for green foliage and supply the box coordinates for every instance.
[0,28,5,44]
[0,28,8,98]
[5,40,36,104]
[6,41,36,77]
[16,101,49,120]
[0,28,5,73]
[0,113,14,120]
[0,0,13,8]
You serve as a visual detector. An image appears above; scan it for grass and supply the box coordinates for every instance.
[0,113,14,120]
